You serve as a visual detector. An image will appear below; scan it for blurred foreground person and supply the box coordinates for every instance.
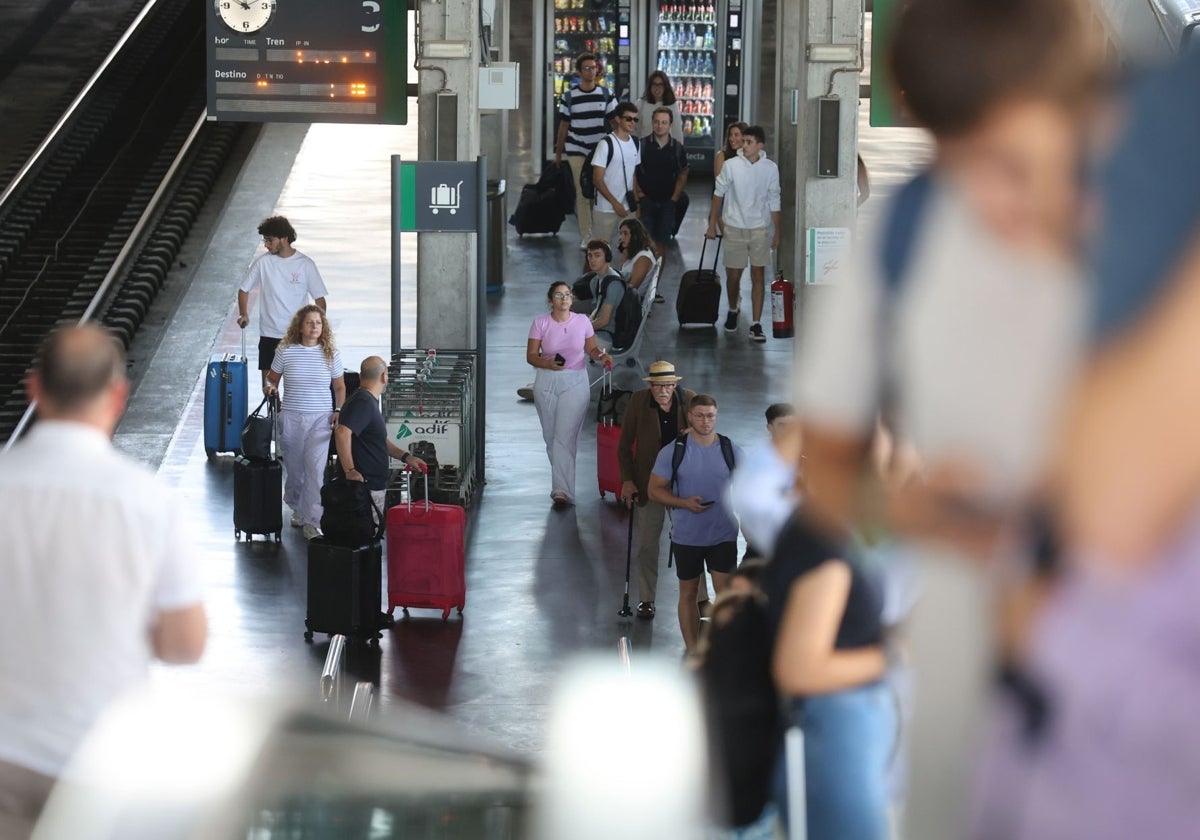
[0,325,207,838]
[979,48,1200,839]
[793,0,1101,834]
[727,402,801,560]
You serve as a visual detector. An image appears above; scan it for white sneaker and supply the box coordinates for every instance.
[302,524,321,541]
[291,512,302,528]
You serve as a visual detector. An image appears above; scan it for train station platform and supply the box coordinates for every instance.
[104,101,928,755]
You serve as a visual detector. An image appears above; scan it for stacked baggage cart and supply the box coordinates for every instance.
[382,349,480,508]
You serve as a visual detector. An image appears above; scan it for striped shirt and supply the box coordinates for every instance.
[560,85,617,156]
[271,344,344,413]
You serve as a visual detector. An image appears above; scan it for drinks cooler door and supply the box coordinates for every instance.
[551,0,630,105]
[654,1,718,170]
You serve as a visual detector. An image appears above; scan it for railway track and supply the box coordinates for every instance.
[0,0,247,443]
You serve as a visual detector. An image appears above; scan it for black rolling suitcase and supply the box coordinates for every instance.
[511,184,566,236]
[233,455,283,542]
[677,236,724,327]
[304,538,388,642]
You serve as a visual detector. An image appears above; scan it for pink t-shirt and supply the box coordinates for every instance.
[528,311,594,370]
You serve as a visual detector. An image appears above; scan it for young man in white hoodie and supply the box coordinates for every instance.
[704,125,781,343]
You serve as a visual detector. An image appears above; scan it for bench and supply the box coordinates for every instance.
[607,256,662,377]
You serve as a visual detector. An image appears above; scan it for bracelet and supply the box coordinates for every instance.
[332,407,341,413]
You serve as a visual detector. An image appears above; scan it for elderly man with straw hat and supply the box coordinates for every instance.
[618,361,708,619]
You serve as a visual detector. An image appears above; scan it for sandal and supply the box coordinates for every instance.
[551,493,571,509]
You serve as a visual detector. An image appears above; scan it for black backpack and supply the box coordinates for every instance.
[579,136,609,201]
[698,588,782,828]
[320,480,384,548]
[597,274,642,351]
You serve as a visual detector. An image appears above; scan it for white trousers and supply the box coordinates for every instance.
[533,366,591,501]
[279,410,332,528]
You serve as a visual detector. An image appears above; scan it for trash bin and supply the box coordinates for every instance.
[486,179,505,293]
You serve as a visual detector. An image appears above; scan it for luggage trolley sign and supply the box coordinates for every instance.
[206,0,408,125]
[397,162,480,232]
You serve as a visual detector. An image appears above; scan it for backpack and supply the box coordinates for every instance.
[697,588,782,828]
[320,479,384,548]
[597,273,642,351]
[580,138,614,205]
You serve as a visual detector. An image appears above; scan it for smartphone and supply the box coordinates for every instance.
[554,353,566,367]
[699,499,715,507]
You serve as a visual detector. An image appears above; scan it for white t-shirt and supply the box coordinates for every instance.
[271,344,345,413]
[239,250,329,339]
[727,438,801,555]
[795,178,1085,509]
[622,248,656,294]
[713,151,781,230]
[0,422,204,776]
[592,134,641,214]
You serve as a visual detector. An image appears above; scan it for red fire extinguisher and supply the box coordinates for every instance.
[771,271,795,339]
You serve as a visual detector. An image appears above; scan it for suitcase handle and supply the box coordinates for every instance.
[406,466,431,512]
[697,234,723,273]
[240,329,246,361]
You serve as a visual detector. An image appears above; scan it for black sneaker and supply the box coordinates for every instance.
[636,601,656,619]
[723,309,739,332]
[749,322,766,343]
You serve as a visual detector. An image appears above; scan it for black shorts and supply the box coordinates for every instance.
[672,541,737,581]
[258,335,282,371]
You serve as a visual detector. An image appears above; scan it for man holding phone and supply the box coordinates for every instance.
[648,394,745,653]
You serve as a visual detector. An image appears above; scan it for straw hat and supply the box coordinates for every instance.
[643,361,683,383]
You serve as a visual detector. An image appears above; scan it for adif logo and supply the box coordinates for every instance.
[395,409,449,438]
[394,423,413,440]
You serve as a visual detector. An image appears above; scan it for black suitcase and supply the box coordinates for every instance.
[677,236,724,327]
[672,191,690,237]
[511,183,565,236]
[539,160,575,216]
[233,455,283,542]
[304,538,387,642]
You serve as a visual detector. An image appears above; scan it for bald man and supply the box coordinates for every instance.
[333,356,427,511]
[0,325,207,838]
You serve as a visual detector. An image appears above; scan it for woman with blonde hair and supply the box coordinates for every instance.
[265,304,346,540]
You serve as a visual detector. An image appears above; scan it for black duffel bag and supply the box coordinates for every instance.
[241,395,276,460]
[320,479,384,547]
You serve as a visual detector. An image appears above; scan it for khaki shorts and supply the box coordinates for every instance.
[722,225,771,268]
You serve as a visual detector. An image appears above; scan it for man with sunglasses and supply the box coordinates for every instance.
[591,101,642,249]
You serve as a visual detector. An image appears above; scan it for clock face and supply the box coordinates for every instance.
[214,0,276,34]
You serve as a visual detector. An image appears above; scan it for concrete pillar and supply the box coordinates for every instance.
[479,0,509,182]
[416,0,482,349]
[773,0,862,325]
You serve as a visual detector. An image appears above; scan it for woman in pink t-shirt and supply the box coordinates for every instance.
[527,280,610,507]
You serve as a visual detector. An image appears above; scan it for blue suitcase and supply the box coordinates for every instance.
[204,334,249,459]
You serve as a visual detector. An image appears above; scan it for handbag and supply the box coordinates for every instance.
[320,478,385,547]
[240,395,276,460]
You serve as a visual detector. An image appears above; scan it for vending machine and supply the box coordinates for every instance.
[649,0,754,172]
[545,0,634,156]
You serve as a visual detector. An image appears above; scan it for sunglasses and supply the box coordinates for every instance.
[623,116,639,122]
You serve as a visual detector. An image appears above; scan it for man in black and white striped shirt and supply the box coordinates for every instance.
[555,52,616,250]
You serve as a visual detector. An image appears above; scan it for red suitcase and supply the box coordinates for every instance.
[386,470,466,620]
[596,369,628,499]
[598,422,622,498]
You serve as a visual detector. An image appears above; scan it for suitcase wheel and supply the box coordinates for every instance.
[234,529,240,540]
[381,612,395,628]
[206,448,216,460]
[442,608,450,620]
[275,532,281,543]
[402,607,410,618]
[304,630,313,642]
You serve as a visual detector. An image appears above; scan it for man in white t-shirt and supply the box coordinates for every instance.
[591,102,642,249]
[0,325,207,837]
[236,215,329,389]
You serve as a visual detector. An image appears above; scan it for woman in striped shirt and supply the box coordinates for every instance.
[266,304,346,540]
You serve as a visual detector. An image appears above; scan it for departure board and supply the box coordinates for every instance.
[206,1,408,125]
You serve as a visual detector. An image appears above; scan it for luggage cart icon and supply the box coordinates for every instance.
[429,180,464,215]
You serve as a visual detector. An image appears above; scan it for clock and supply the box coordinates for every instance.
[214,0,276,34]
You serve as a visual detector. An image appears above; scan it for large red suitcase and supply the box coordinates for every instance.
[386,471,466,620]
[598,422,622,498]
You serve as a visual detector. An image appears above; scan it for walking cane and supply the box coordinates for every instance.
[618,494,636,618]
